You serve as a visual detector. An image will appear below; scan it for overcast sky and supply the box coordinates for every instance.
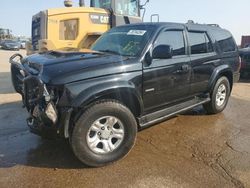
[0,0,249,44]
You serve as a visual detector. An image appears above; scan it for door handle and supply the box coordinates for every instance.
[181,64,190,71]
[174,64,190,74]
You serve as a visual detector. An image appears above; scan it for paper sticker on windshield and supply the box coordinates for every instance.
[127,30,146,36]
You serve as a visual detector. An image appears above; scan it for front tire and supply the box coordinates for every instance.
[71,100,137,167]
[204,76,231,114]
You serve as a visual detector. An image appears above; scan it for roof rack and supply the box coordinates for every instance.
[187,20,195,24]
[206,24,220,27]
[186,20,220,28]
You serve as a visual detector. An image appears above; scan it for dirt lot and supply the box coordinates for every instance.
[0,49,250,188]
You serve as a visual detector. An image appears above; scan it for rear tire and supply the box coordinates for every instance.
[203,76,230,114]
[71,100,137,167]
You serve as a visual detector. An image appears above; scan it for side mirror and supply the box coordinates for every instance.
[152,45,173,59]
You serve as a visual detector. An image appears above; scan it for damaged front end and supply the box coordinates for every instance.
[25,79,58,137]
[9,54,63,138]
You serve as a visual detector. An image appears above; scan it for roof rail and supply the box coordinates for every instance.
[187,20,195,24]
[186,21,220,28]
[206,24,220,27]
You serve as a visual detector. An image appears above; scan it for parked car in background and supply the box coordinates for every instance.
[19,40,27,49]
[239,48,250,77]
[0,40,7,48]
[1,40,20,51]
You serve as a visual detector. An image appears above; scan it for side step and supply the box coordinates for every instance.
[139,97,210,128]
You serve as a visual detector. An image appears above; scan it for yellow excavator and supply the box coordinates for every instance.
[27,0,148,54]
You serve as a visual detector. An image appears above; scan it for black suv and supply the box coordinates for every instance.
[10,22,240,167]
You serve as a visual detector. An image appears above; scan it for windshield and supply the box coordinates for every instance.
[115,0,139,16]
[91,25,155,57]
[91,0,139,17]
[91,0,112,9]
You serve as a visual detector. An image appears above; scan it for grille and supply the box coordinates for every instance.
[23,76,44,111]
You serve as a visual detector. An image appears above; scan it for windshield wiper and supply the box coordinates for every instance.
[98,49,121,55]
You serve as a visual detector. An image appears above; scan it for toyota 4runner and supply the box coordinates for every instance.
[10,22,240,167]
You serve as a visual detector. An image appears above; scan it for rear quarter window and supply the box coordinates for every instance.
[212,30,237,53]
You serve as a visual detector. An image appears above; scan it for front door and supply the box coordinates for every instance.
[143,29,191,113]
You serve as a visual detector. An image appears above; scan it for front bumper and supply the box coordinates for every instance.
[9,54,68,138]
[26,106,73,139]
[27,116,58,138]
[23,81,61,138]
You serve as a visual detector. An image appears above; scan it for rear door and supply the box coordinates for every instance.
[143,29,191,112]
[187,30,218,95]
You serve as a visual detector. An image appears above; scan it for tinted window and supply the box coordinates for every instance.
[218,37,236,52]
[188,32,213,54]
[212,30,236,52]
[155,30,185,56]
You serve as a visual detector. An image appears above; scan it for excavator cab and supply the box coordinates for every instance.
[91,0,141,26]
[27,0,142,55]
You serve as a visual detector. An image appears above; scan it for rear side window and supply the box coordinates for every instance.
[155,30,186,56]
[218,37,236,52]
[188,32,213,54]
[212,30,236,52]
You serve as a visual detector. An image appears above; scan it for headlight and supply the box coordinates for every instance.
[43,85,51,102]
[45,102,58,124]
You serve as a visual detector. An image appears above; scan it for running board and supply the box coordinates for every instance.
[139,97,210,128]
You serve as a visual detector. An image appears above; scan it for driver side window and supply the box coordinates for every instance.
[155,30,186,56]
